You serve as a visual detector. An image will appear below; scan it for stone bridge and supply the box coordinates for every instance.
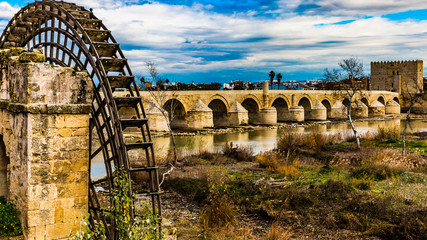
[127,82,401,130]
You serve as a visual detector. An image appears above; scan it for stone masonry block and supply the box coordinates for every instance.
[27,209,55,227]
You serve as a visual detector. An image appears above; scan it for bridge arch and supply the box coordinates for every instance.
[208,98,228,127]
[377,95,386,105]
[393,97,400,104]
[321,99,332,119]
[241,97,261,124]
[298,97,312,118]
[272,96,290,122]
[342,98,350,108]
[208,94,230,112]
[361,97,369,107]
[164,98,187,129]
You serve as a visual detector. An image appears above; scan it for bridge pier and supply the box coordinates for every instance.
[186,99,214,129]
[351,100,369,117]
[259,107,277,125]
[330,101,347,119]
[368,100,385,116]
[228,102,248,126]
[385,100,401,114]
[308,101,327,120]
[146,103,169,131]
[289,106,304,122]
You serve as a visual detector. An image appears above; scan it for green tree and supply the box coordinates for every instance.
[269,70,275,87]
[276,73,282,89]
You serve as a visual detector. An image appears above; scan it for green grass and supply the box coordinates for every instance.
[373,138,427,154]
[0,196,22,237]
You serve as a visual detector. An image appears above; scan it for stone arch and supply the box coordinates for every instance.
[208,95,230,112]
[0,135,9,198]
[208,99,228,127]
[241,95,262,109]
[298,97,312,117]
[342,98,350,108]
[321,99,332,119]
[163,99,187,129]
[377,96,386,105]
[361,97,369,107]
[393,97,400,104]
[241,98,260,124]
[272,97,290,122]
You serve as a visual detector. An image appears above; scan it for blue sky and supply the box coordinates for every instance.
[2,0,427,84]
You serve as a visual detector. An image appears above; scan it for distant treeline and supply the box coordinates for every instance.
[145,82,222,91]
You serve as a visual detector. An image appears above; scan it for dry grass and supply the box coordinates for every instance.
[277,130,346,153]
[256,151,301,178]
[262,222,293,240]
[200,195,236,229]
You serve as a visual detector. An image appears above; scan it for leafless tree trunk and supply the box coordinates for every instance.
[138,62,178,185]
[402,106,411,156]
[347,94,360,148]
[401,78,422,156]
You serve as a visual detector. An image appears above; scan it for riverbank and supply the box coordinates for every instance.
[160,129,427,239]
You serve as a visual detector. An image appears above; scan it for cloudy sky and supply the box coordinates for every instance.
[1,0,427,83]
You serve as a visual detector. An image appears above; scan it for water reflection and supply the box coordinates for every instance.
[91,118,427,178]
[153,118,427,156]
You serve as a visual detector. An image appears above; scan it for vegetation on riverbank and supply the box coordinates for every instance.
[161,129,427,239]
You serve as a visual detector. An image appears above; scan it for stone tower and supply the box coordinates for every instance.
[370,60,423,108]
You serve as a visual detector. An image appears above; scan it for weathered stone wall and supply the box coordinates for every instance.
[0,48,92,240]
[371,60,423,109]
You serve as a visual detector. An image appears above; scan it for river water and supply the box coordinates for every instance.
[91,118,427,178]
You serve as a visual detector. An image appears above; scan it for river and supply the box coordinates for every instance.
[91,118,427,178]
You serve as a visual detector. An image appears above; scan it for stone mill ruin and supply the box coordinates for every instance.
[0,0,161,239]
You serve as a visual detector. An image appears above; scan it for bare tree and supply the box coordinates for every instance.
[323,57,365,149]
[401,79,423,156]
[138,62,178,185]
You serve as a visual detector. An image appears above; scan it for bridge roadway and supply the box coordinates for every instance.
[120,84,400,130]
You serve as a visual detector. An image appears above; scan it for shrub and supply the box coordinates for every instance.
[277,132,303,152]
[0,196,22,237]
[351,164,401,181]
[256,151,279,171]
[376,126,400,140]
[200,182,236,229]
[277,130,343,153]
[222,142,254,162]
[351,177,373,190]
[277,164,299,178]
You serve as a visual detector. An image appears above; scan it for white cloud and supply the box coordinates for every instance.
[0,2,19,19]
[1,0,427,80]
[278,0,427,17]
[90,2,427,75]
